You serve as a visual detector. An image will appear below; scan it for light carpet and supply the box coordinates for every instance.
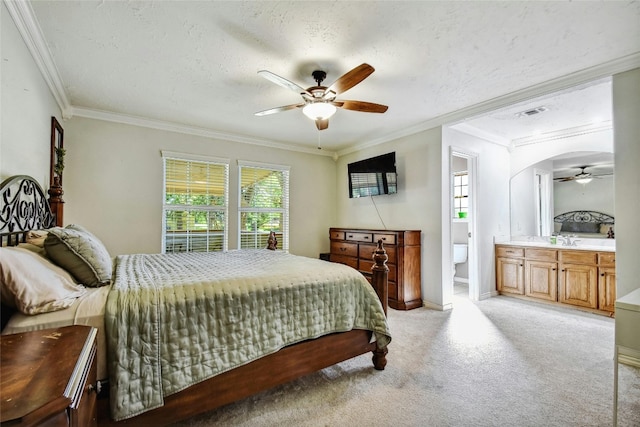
[172,295,640,427]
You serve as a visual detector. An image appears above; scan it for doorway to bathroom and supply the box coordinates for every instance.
[451,150,478,301]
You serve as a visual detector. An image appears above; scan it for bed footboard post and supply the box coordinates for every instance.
[371,239,389,370]
[371,239,389,315]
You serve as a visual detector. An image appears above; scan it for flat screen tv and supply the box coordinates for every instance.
[348,152,397,198]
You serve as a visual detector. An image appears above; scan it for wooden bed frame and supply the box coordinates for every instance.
[0,175,390,426]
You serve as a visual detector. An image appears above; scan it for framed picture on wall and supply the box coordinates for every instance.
[50,116,64,186]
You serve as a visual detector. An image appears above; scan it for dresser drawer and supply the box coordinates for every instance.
[525,248,557,261]
[496,246,524,258]
[330,254,358,269]
[359,259,396,282]
[329,230,345,240]
[560,250,597,264]
[374,233,396,246]
[345,232,374,243]
[330,241,358,257]
[358,244,397,264]
[598,252,616,266]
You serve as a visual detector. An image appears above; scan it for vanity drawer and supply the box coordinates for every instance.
[496,246,524,258]
[345,232,374,243]
[525,248,557,261]
[560,250,597,265]
[598,252,616,266]
[330,241,358,257]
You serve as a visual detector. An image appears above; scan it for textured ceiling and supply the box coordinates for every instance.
[27,1,640,153]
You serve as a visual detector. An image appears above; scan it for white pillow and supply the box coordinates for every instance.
[0,247,86,315]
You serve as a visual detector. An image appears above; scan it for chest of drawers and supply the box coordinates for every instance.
[330,228,422,310]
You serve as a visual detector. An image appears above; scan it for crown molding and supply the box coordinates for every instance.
[4,0,72,118]
[9,0,639,159]
[340,52,640,157]
[72,107,337,158]
[512,121,613,147]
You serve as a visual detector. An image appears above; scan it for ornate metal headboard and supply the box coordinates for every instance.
[0,175,56,246]
[553,210,615,225]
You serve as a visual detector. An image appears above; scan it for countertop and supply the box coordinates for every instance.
[496,240,615,252]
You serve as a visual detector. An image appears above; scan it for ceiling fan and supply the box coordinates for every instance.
[254,63,388,130]
[554,165,613,183]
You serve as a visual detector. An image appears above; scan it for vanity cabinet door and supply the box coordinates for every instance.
[525,260,558,301]
[598,267,616,312]
[558,263,598,309]
[497,257,524,295]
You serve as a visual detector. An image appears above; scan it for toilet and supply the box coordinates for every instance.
[453,243,468,279]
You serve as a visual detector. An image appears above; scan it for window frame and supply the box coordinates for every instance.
[453,171,469,218]
[161,151,230,253]
[237,160,290,252]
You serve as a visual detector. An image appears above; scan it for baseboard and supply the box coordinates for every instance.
[423,300,449,311]
[453,277,469,284]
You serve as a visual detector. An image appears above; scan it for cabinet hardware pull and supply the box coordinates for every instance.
[601,273,605,277]
[88,381,102,394]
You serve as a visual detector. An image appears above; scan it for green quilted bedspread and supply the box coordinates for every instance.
[105,250,391,421]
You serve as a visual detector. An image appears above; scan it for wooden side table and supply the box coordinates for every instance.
[1,325,98,427]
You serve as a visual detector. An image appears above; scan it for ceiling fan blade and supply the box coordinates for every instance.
[325,63,375,96]
[335,100,388,113]
[255,103,304,116]
[258,70,312,97]
[316,119,329,130]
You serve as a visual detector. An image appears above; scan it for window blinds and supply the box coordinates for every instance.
[238,161,289,251]
[163,154,229,253]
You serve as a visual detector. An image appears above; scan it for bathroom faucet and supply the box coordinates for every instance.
[559,235,579,246]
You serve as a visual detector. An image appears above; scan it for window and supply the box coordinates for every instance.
[453,171,468,218]
[162,152,229,253]
[238,161,289,251]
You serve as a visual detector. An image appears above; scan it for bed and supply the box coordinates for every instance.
[553,210,615,238]
[0,175,391,425]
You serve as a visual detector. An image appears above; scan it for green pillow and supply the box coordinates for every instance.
[44,225,112,287]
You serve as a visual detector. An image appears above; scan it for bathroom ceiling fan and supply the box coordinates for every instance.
[554,165,613,183]
[254,63,388,131]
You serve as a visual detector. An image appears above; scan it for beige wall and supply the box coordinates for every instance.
[63,117,337,258]
[336,128,444,306]
[0,2,61,184]
[613,68,640,299]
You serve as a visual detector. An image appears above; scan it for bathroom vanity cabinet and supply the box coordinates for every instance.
[496,244,615,315]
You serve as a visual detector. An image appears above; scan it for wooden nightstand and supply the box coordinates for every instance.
[1,325,98,427]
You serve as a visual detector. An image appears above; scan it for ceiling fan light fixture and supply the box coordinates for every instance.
[575,177,593,184]
[302,102,337,121]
